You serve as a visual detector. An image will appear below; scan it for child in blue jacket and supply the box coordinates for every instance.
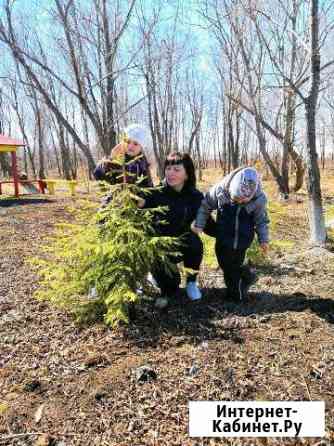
[192,167,269,301]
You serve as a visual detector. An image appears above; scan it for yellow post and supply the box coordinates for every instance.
[68,180,77,196]
[45,180,56,195]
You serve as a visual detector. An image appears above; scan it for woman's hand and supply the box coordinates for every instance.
[137,198,146,208]
[130,193,146,208]
[191,221,203,235]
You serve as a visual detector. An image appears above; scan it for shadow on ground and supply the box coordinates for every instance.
[124,288,334,348]
[0,197,54,207]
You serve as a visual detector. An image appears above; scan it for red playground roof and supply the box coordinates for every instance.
[0,134,25,146]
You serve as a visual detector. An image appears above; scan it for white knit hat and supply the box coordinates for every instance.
[229,167,259,201]
[124,124,149,148]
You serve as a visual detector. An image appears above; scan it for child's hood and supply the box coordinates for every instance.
[225,167,260,201]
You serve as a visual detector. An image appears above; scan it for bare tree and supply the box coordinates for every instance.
[0,87,14,176]
[251,0,329,243]
[0,0,139,173]
[7,77,37,177]
[138,3,188,176]
[304,0,326,244]
[243,0,329,243]
[200,0,307,196]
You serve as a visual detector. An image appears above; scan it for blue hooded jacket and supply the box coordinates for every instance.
[195,167,269,250]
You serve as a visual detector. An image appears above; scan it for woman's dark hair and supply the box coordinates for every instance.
[164,151,196,189]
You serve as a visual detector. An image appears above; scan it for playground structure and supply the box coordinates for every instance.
[0,134,84,197]
[0,134,45,197]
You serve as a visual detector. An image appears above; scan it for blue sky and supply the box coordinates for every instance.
[1,0,334,156]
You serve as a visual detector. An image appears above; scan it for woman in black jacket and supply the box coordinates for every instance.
[138,151,214,309]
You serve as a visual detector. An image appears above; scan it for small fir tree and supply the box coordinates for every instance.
[32,174,179,327]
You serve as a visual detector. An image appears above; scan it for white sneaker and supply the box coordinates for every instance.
[88,287,98,300]
[147,272,159,289]
[186,282,202,301]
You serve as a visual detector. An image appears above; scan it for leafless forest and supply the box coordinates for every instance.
[1,0,334,242]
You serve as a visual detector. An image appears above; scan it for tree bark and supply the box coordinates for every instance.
[305,0,326,245]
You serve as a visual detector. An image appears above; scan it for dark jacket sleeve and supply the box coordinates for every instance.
[203,215,218,238]
[189,190,205,221]
[193,189,217,237]
[142,187,163,208]
[135,158,153,188]
[93,165,107,181]
[94,164,119,185]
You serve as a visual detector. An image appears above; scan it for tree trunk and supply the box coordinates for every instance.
[254,116,287,196]
[58,125,72,180]
[0,153,11,177]
[289,146,305,192]
[195,132,203,181]
[233,110,241,169]
[305,100,326,244]
[36,109,45,179]
[102,1,117,154]
[304,0,326,245]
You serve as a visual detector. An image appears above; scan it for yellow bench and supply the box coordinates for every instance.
[44,179,78,196]
[67,180,78,196]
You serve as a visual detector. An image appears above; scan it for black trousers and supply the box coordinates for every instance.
[215,242,253,299]
[152,232,203,296]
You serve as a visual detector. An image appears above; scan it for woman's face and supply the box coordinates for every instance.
[126,139,142,157]
[165,162,188,190]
